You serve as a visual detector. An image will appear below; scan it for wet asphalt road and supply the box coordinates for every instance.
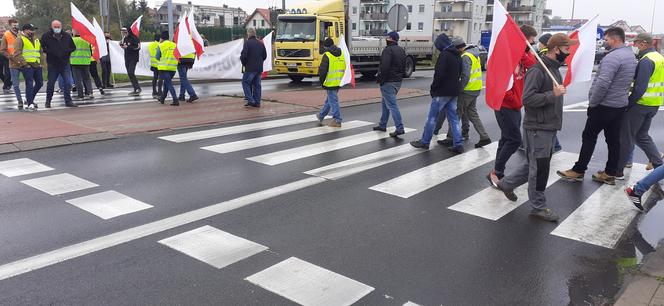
[0,70,663,305]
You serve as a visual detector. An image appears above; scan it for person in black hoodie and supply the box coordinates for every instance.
[316,37,345,127]
[120,27,141,96]
[240,27,267,107]
[373,31,406,137]
[41,20,76,108]
[410,33,463,153]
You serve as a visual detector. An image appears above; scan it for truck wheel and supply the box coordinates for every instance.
[360,70,377,78]
[404,57,415,78]
[289,75,305,83]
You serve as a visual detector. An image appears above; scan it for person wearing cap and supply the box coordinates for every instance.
[620,33,664,188]
[557,27,638,185]
[489,33,574,222]
[316,37,346,127]
[120,26,141,96]
[373,31,406,137]
[536,33,552,55]
[240,27,267,107]
[156,31,179,106]
[13,23,43,110]
[148,34,162,99]
[0,28,10,95]
[70,29,94,101]
[436,37,492,148]
[410,33,463,153]
[41,20,77,108]
[0,18,23,107]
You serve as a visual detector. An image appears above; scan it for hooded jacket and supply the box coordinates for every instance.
[378,41,406,84]
[430,34,462,97]
[40,29,76,69]
[319,44,343,89]
[460,45,481,93]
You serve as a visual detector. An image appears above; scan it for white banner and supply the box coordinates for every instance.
[109,39,245,79]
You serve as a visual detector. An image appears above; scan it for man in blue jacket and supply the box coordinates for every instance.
[240,27,267,108]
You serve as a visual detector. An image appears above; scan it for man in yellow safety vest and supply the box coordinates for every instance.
[13,23,43,110]
[156,31,179,106]
[316,37,346,127]
[70,29,94,101]
[148,34,162,99]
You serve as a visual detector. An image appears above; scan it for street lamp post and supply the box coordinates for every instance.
[571,0,576,19]
[167,0,174,40]
[651,0,657,33]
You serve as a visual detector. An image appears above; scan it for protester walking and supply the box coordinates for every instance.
[240,27,267,108]
[316,37,346,127]
[148,34,162,99]
[70,30,94,101]
[0,19,23,108]
[121,27,141,96]
[40,20,76,108]
[178,49,199,103]
[490,33,575,222]
[373,31,406,137]
[627,159,664,211]
[436,37,492,148]
[0,29,11,94]
[487,25,538,179]
[13,23,43,109]
[410,33,463,153]
[89,46,105,95]
[101,32,113,88]
[156,31,179,106]
[557,27,637,185]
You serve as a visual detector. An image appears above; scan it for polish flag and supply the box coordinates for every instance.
[485,1,527,110]
[173,13,195,60]
[339,35,355,88]
[130,15,143,37]
[564,16,599,87]
[91,17,108,60]
[70,2,100,58]
[186,9,205,59]
[261,32,273,79]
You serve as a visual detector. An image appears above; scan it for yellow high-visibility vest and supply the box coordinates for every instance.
[157,40,178,72]
[638,51,664,107]
[462,51,482,91]
[70,37,91,65]
[20,36,40,64]
[180,52,195,60]
[148,41,159,68]
[323,52,346,88]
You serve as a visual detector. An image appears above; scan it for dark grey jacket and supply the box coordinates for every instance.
[522,56,564,131]
[378,42,406,85]
[629,47,658,106]
[588,45,637,108]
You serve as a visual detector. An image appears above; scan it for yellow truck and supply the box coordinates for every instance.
[273,0,433,82]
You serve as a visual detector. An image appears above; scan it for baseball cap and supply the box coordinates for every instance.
[21,24,37,31]
[547,33,578,49]
[538,33,552,45]
[634,32,653,44]
[387,31,399,42]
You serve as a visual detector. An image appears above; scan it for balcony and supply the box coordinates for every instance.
[360,0,388,5]
[485,14,493,22]
[360,29,386,36]
[517,20,535,26]
[361,12,388,20]
[507,5,536,13]
[543,9,552,15]
[487,0,494,4]
[434,11,472,20]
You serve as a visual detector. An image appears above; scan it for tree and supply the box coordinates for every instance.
[13,0,97,31]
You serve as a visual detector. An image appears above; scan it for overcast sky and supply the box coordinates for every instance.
[2,0,663,33]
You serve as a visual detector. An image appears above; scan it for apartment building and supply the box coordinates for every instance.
[434,0,488,46]
[155,1,247,27]
[347,0,435,41]
[503,0,550,33]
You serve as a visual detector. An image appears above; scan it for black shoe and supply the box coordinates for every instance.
[244,102,253,107]
[389,130,405,138]
[410,140,429,150]
[99,89,105,95]
[497,184,518,202]
[170,101,180,106]
[71,86,77,92]
[437,139,453,146]
[178,96,185,101]
[475,138,492,148]
[625,187,644,211]
[248,103,260,108]
[64,103,78,107]
[448,146,464,154]
[129,91,140,96]
[136,88,142,94]
[45,102,51,108]
[187,96,199,103]
[372,126,387,132]
[158,98,165,104]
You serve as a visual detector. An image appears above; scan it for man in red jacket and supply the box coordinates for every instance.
[488,25,538,181]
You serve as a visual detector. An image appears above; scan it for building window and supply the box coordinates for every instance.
[261,20,265,27]
[353,6,357,14]
[253,20,256,26]
[406,22,412,30]
[407,5,412,12]
[418,22,423,31]
[442,4,452,12]
[352,23,356,30]
[419,4,425,13]
[441,22,449,31]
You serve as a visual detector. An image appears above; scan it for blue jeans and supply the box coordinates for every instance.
[10,68,22,103]
[319,89,341,123]
[242,71,262,104]
[21,66,43,105]
[635,164,664,195]
[57,65,74,91]
[160,71,177,101]
[378,82,404,132]
[420,96,461,147]
[177,65,197,98]
[47,64,72,104]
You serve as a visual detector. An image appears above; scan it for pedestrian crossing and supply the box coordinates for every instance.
[0,89,157,111]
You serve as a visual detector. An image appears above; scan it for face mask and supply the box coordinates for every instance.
[11,24,18,30]
[53,28,61,34]
[556,50,569,63]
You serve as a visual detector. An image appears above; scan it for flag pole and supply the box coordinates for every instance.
[525,39,560,87]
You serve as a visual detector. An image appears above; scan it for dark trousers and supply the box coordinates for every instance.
[160,71,177,101]
[89,61,103,90]
[101,60,112,87]
[151,69,163,96]
[617,104,662,171]
[493,108,522,177]
[125,59,140,90]
[572,104,626,176]
[0,59,11,90]
[21,66,43,105]
[46,64,72,104]
[72,65,92,98]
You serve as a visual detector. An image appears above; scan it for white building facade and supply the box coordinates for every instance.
[434,0,488,46]
[347,0,435,41]
[156,1,247,27]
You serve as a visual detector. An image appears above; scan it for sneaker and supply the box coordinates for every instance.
[410,140,429,150]
[494,180,518,202]
[99,89,105,95]
[448,145,464,154]
[592,171,616,185]
[158,98,165,104]
[389,130,405,138]
[646,153,664,170]
[187,96,199,103]
[625,162,633,169]
[328,120,341,128]
[474,138,492,148]
[615,173,625,181]
[27,104,35,110]
[33,103,38,109]
[315,114,324,126]
[170,100,180,106]
[530,208,560,222]
[625,187,644,211]
[437,139,453,146]
[372,126,387,132]
[556,169,584,182]
[178,96,186,101]
[487,170,501,189]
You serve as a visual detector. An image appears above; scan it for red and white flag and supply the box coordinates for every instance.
[186,9,205,59]
[91,17,108,60]
[130,15,143,37]
[71,3,100,59]
[261,31,273,79]
[564,15,599,87]
[485,1,527,110]
[173,13,195,60]
[339,35,355,88]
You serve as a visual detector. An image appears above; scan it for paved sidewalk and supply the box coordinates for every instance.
[615,243,664,305]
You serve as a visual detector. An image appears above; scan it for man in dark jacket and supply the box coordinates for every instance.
[41,20,76,108]
[410,33,463,153]
[316,37,346,127]
[240,27,267,107]
[490,33,574,222]
[373,31,406,137]
[120,27,141,96]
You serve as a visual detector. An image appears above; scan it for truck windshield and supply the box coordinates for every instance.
[277,19,316,41]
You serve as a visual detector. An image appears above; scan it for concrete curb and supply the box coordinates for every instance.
[2,132,117,154]
[614,243,664,305]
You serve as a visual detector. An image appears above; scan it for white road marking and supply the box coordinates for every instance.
[21,173,98,196]
[563,100,664,112]
[247,128,417,166]
[304,144,425,180]
[0,158,53,177]
[448,151,579,220]
[202,120,373,154]
[403,302,422,306]
[245,257,374,306]
[159,114,324,143]
[158,225,267,269]
[369,142,499,198]
[0,177,325,281]
[66,191,153,220]
[550,165,647,249]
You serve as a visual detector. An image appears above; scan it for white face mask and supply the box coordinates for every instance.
[53,28,61,34]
